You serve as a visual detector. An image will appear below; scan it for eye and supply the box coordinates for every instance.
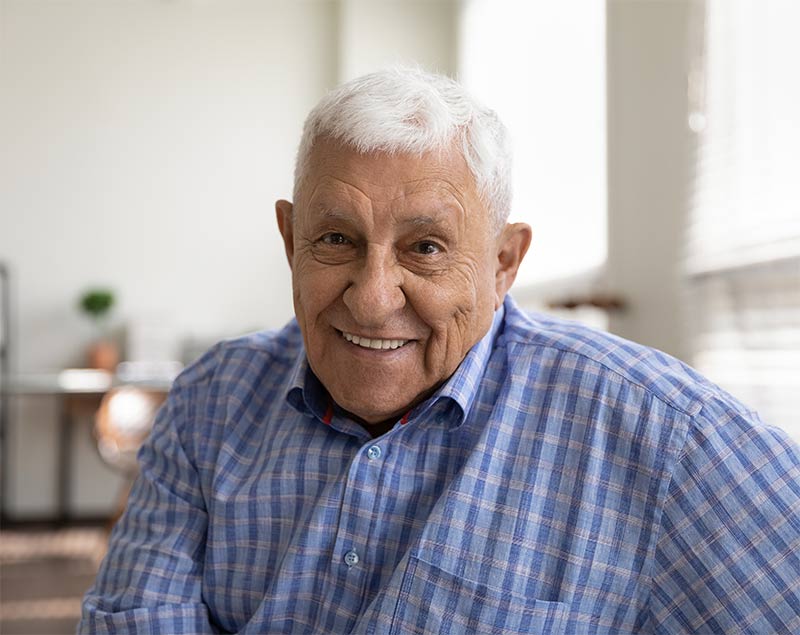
[413,240,442,255]
[320,232,350,246]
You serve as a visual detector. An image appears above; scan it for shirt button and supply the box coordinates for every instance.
[366,445,382,460]
[343,550,360,567]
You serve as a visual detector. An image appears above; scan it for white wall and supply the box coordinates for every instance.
[606,0,692,361]
[338,0,457,81]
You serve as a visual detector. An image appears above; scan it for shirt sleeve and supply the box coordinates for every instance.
[78,382,217,634]
[647,405,800,634]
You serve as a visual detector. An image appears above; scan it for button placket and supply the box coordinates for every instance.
[332,442,383,579]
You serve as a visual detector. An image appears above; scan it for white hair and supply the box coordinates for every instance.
[294,66,513,229]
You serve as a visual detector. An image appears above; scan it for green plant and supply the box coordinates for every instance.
[79,289,115,320]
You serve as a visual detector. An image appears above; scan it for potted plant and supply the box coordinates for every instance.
[79,288,119,371]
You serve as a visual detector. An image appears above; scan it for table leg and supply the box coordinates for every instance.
[57,402,72,526]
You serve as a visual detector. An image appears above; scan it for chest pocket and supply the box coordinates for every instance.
[388,555,568,635]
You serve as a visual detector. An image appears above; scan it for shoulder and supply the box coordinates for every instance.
[168,319,304,405]
[169,319,305,430]
[499,298,749,422]
[151,320,304,460]
[494,297,794,480]
[497,297,796,484]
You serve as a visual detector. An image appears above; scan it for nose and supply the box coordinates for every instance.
[342,247,405,327]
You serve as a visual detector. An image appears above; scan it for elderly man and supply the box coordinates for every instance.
[81,68,800,634]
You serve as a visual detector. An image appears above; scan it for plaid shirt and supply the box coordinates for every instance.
[81,296,800,634]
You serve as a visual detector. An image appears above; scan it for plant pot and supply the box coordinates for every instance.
[87,339,120,372]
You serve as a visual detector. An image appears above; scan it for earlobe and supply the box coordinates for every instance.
[494,223,532,309]
[275,199,295,269]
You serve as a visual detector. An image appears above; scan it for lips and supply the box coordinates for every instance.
[341,331,409,350]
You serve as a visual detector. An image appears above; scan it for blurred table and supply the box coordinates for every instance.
[1,369,172,525]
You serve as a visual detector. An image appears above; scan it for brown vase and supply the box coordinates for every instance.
[87,339,120,371]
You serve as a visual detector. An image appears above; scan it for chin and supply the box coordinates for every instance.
[330,381,415,421]
[338,397,405,424]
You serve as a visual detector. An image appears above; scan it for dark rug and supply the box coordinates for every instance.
[0,528,107,635]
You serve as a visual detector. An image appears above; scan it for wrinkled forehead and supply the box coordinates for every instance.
[303,180,469,238]
[296,138,481,210]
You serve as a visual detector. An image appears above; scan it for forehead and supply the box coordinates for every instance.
[299,139,481,213]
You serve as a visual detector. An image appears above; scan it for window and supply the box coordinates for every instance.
[458,0,607,315]
[686,0,800,440]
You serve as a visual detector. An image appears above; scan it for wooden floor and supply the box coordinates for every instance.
[0,528,107,635]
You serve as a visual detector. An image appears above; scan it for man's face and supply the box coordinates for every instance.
[277,139,528,427]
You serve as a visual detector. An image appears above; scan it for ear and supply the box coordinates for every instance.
[494,222,532,309]
[275,199,295,269]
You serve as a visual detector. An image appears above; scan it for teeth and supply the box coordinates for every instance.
[342,331,408,350]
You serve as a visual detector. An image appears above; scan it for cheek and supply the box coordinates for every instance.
[292,269,334,344]
[293,263,341,310]
[412,262,495,362]
[421,258,492,324]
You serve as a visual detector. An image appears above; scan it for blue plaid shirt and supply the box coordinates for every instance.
[81,296,800,634]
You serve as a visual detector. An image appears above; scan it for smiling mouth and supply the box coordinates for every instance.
[340,331,409,351]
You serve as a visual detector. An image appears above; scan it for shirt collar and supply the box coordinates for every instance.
[285,302,506,429]
[418,301,505,428]
[286,351,330,423]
